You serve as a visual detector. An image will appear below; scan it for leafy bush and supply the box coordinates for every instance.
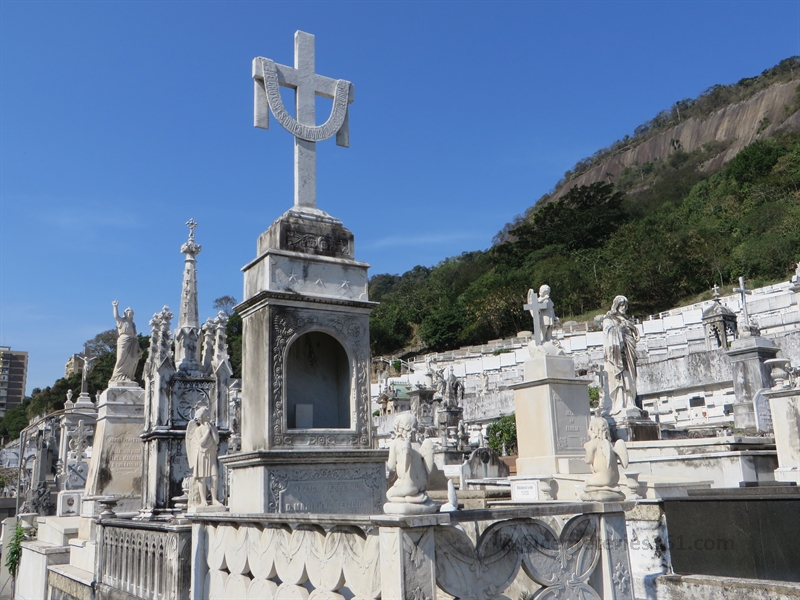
[487,414,517,456]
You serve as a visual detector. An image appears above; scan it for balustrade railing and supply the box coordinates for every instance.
[97,519,192,600]
[192,501,635,600]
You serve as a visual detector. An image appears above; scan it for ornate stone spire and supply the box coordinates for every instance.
[175,219,203,373]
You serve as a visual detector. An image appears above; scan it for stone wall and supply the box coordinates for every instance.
[376,281,800,429]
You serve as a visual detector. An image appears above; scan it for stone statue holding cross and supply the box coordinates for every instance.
[524,284,564,356]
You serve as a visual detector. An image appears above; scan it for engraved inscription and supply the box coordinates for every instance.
[268,466,383,514]
[107,435,143,472]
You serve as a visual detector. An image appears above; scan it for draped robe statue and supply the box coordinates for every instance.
[602,295,640,416]
[110,300,143,384]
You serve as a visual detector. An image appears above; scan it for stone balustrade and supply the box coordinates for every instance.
[190,502,634,599]
[96,519,192,600]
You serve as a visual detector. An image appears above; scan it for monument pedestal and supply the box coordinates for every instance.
[727,335,779,431]
[222,449,387,514]
[609,409,660,442]
[765,387,800,485]
[81,384,145,532]
[510,353,590,477]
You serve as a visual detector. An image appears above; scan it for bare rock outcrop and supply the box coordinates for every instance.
[553,80,800,201]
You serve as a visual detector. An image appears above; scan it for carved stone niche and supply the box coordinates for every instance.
[224,210,388,515]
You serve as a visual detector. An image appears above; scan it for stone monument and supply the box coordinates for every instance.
[82,301,146,527]
[510,286,591,497]
[222,31,387,515]
[727,277,780,431]
[138,222,232,520]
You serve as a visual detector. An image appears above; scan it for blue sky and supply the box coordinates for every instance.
[2,1,799,393]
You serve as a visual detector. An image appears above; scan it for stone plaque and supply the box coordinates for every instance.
[511,480,539,502]
[57,491,82,517]
[280,479,372,514]
[268,465,384,514]
[754,390,774,433]
[553,393,589,454]
[64,460,88,490]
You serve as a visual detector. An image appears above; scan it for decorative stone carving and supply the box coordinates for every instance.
[270,309,370,448]
[385,414,437,514]
[109,300,142,385]
[603,295,640,417]
[68,420,92,462]
[186,406,223,508]
[203,522,380,600]
[252,31,354,210]
[434,515,601,600]
[582,417,629,502]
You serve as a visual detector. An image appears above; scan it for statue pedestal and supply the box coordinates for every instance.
[80,384,145,539]
[609,411,660,442]
[510,353,591,476]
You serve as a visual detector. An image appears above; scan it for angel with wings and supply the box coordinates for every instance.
[186,406,223,507]
[581,416,629,502]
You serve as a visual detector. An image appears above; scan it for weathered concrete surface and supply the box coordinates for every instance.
[656,574,800,600]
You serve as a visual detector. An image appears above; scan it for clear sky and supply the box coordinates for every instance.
[1,1,799,394]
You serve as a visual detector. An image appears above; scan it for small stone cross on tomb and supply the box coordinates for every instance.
[253,31,354,211]
[733,276,752,324]
[712,284,720,299]
[186,218,198,242]
[524,292,543,346]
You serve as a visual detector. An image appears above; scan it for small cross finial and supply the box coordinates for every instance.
[712,284,720,299]
[186,219,198,241]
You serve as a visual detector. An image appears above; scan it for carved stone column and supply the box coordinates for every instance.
[376,514,446,600]
[591,508,636,600]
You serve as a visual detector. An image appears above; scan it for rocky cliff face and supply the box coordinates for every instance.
[553,80,800,201]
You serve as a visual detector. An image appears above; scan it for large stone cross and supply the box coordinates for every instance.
[253,31,354,211]
[733,276,752,324]
[524,292,543,345]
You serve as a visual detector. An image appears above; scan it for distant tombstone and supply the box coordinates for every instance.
[463,447,510,480]
[702,285,738,350]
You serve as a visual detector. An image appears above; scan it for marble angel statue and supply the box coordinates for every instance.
[385,413,437,514]
[581,416,628,502]
[186,406,223,507]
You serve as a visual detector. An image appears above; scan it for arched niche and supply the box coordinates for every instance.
[286,331,351,429]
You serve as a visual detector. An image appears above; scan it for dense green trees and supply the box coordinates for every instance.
[370,132,800,357]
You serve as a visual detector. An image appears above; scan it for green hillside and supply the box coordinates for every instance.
[370,65,800,357]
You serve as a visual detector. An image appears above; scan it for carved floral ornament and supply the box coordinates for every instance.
[434,515,602,600]
[258,57,351,143]
[271,310,370,448]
